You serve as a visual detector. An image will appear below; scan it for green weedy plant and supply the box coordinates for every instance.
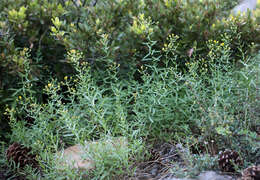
[3,20,260,180]
[1,0,259,140]
[3,35,260,180]
[181,44,260,174]
[0,0,66,141]
[5,41,143,179]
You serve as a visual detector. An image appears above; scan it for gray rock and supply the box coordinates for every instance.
[232,0,257,14]
[161,177,193,180]
[198,171,235,180]
[161,171,236,180]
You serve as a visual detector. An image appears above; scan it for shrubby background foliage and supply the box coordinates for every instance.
[0,0,259,179]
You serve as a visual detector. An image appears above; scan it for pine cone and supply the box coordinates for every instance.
[6,142,37,168]
[241,165,260,180]
[218,149,243,172]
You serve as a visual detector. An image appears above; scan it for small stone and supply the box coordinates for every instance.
[232,0,257,15]
[56,144,95,170]
[55,136,127,171]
